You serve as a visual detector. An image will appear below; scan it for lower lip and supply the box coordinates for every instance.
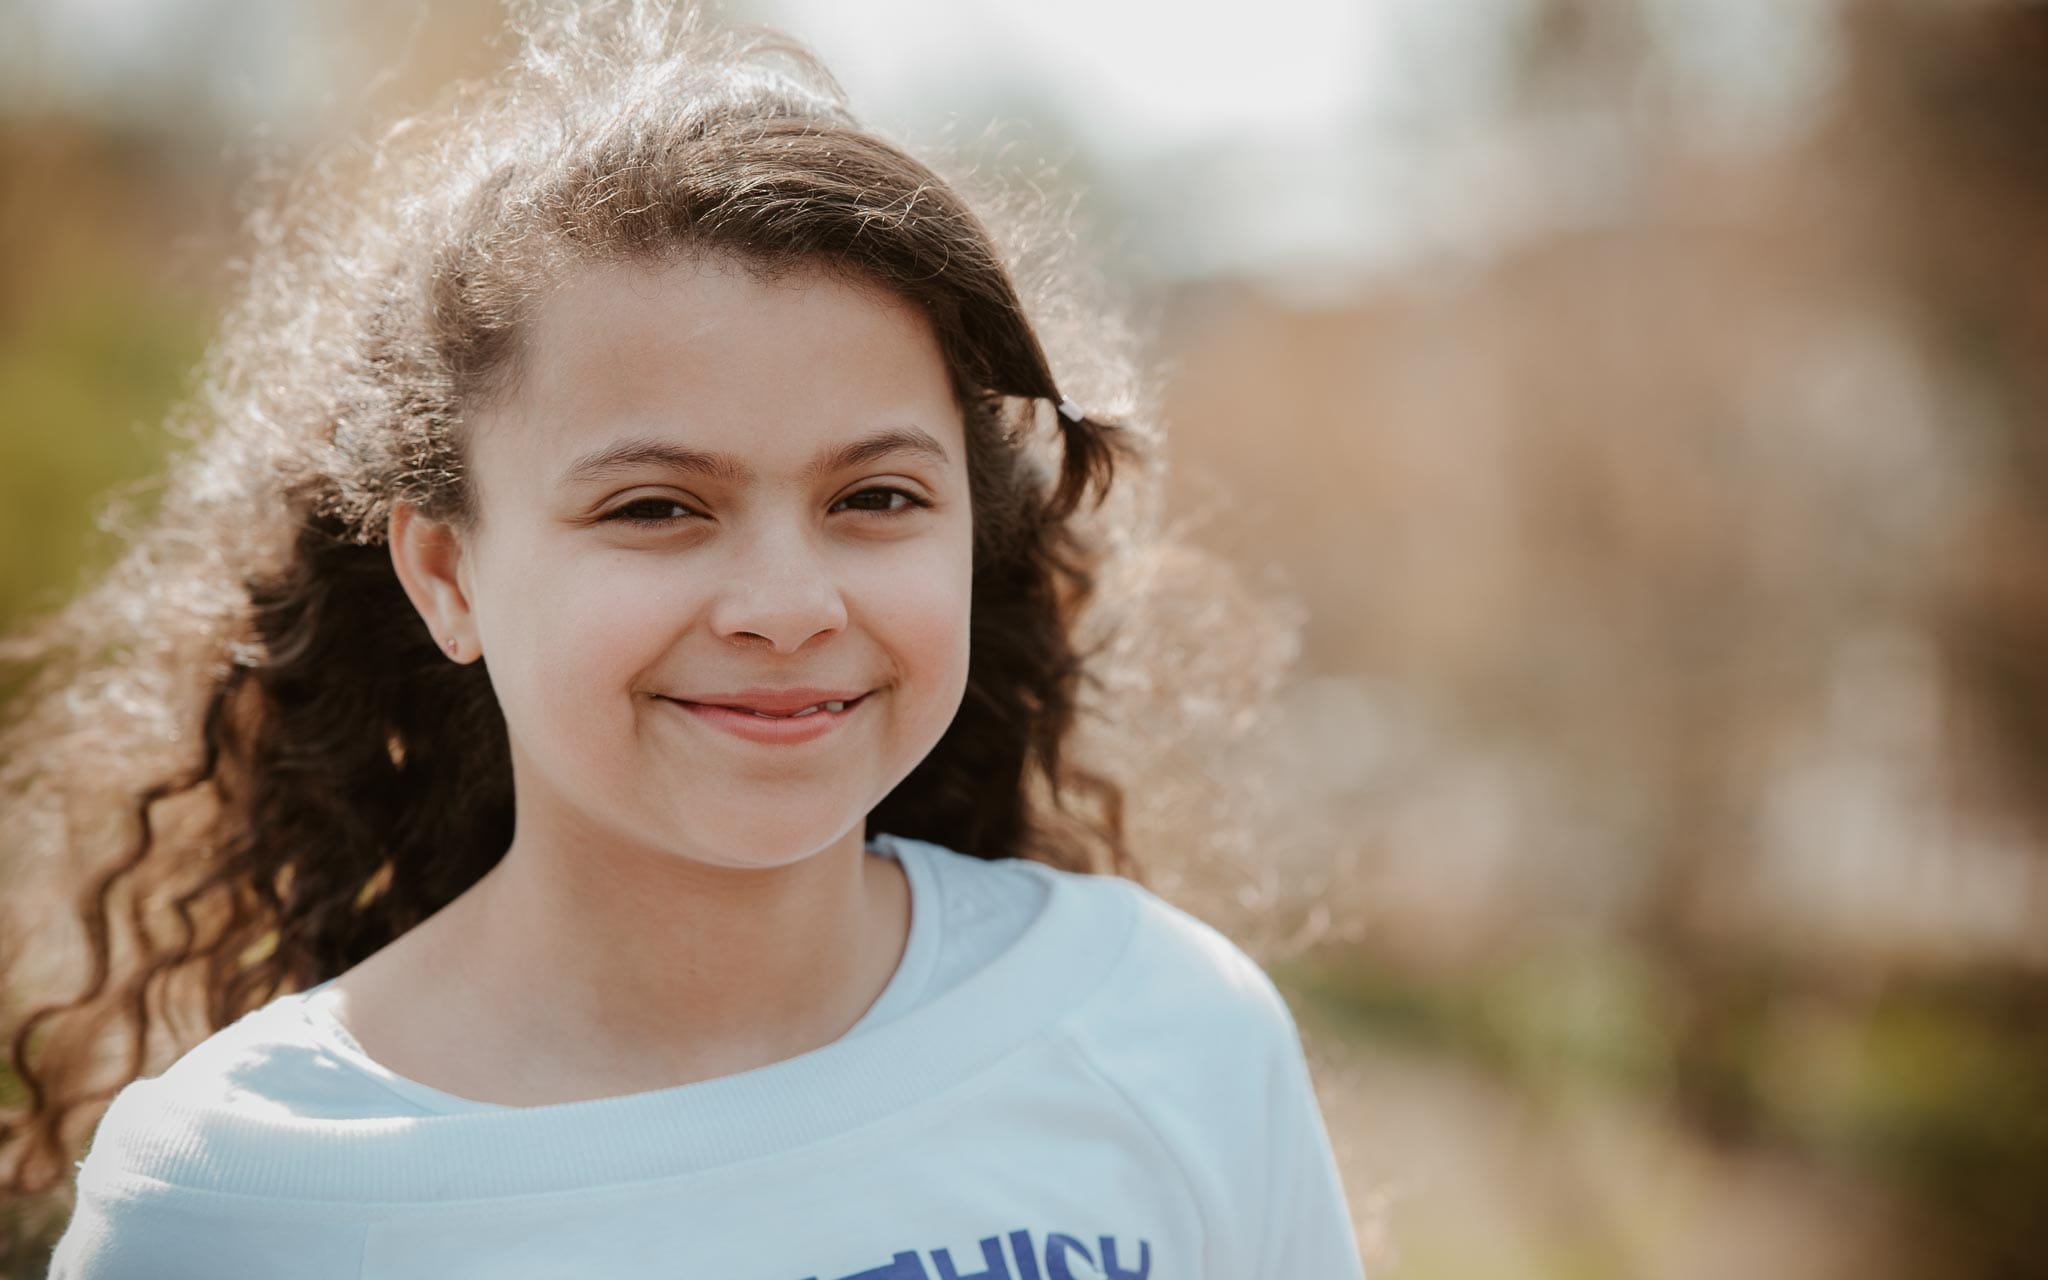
[662,694,869,745]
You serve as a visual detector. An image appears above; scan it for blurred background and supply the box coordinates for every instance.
[4,0,2047,1276]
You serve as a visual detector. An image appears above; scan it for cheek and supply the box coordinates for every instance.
[865,537,973,707]
[476,551,680,731]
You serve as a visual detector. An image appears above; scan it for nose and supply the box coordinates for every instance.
[708,519,848,653]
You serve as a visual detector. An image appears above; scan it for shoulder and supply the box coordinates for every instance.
[882,835,1292,1043]
[146,992,391,1120]
[1070,870,1298,1043]
[54,1038,372,1280]
[74,992,411,1197]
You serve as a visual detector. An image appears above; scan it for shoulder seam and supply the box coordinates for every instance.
[1056,1023,1217,1275]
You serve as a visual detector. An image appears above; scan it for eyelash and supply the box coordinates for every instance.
[601,487,933,526]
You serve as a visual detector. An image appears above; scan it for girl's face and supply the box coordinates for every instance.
[400,253,974,871]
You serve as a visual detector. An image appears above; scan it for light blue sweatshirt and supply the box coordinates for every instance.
[49,835,1365,1279]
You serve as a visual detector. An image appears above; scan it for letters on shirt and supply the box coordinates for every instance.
[802,1229,1152,1280]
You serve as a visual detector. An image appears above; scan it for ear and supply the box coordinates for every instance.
[388,501,479,663]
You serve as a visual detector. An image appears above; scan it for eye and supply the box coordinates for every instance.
[601,497,698,525]
[832,486,932,517]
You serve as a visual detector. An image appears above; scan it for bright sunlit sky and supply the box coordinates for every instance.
[4,0,1840,286]
[742,0,1524,286]
[750,0,1383,150]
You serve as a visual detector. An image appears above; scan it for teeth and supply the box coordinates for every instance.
[730,697,855,719]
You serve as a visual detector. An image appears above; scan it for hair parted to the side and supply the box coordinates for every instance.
[0,0,1193,1202]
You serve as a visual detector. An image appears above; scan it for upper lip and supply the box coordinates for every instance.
[672,687,870,715]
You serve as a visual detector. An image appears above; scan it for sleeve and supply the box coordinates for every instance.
[1251,998,1368,1280]
[45,1179,369,1280]
[46,1181,228,1280]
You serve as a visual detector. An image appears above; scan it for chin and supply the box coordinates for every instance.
[672,802,868,871]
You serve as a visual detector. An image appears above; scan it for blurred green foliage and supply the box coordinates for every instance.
[0,252,203,634]
[1281,949,2048,1278]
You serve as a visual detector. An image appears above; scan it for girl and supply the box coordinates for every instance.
[2,2,1364,1276]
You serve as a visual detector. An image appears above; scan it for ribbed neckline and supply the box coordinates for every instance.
[87,836,1137,1203]
[826,830,944,1040]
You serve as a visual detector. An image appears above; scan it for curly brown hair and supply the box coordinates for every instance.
[0,0,1174,1207]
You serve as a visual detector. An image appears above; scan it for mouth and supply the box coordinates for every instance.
[673,692,871,719]
[654,690,874,745]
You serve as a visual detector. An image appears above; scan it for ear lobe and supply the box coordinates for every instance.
[388,501,476,657]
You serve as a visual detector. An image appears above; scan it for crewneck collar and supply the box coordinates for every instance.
[83,837,1137,1203]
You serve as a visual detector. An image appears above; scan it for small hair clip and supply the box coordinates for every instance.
[1057,397,1085,424]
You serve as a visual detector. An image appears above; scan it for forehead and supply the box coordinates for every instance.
[472,253,963,481]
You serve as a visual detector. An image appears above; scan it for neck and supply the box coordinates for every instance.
[433,817,909,1083]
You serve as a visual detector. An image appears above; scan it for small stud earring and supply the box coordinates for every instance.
[445,637,459,658]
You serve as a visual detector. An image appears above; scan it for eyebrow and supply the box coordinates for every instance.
[557,426,952,490]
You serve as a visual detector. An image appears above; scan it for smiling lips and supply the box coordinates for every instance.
[661,688,872,744]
